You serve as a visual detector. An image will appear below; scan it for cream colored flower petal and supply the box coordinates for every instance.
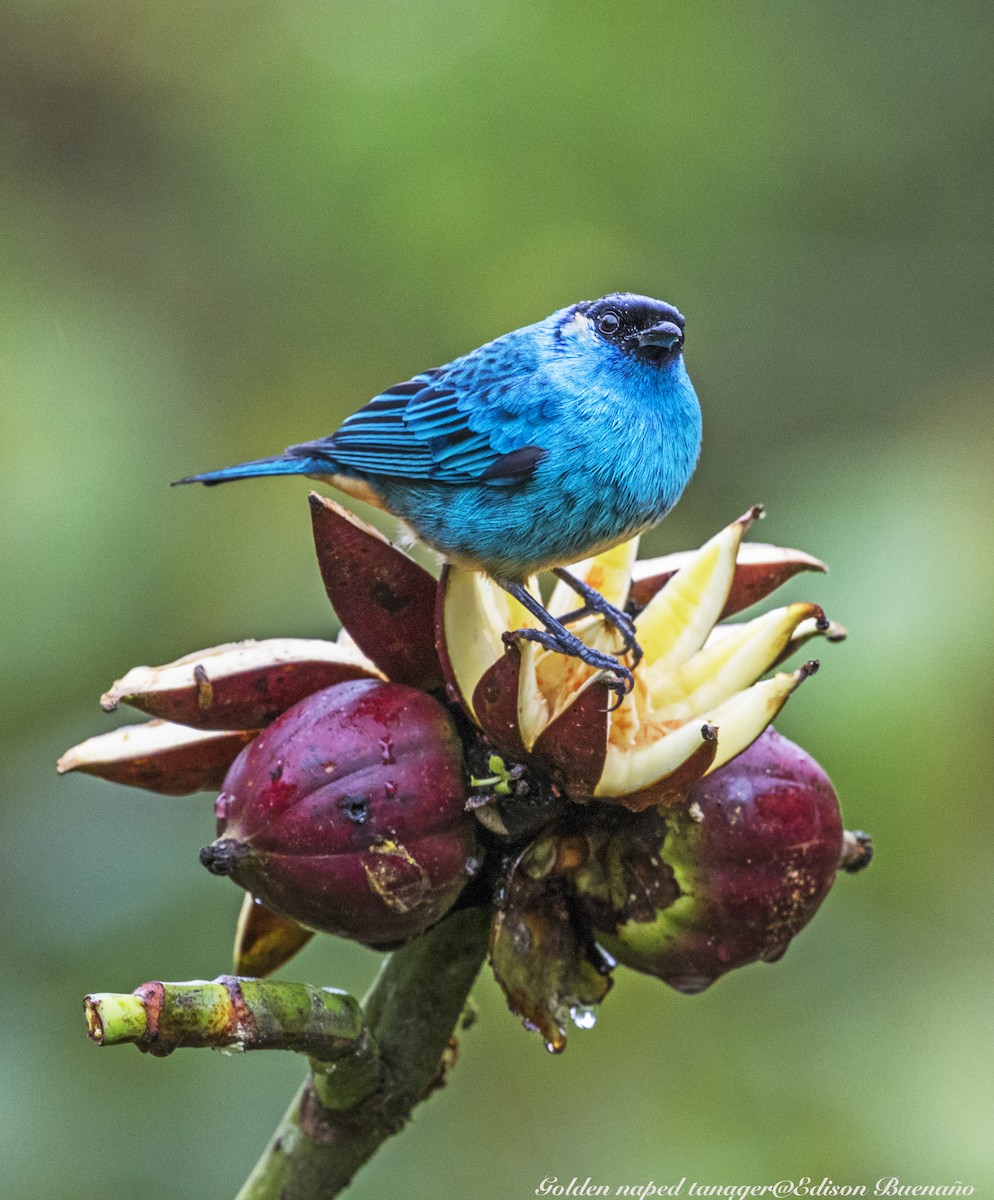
[631,540,827,584]
[57,720,255,794]
[630,539,827,616]
[101,638,382,712]
[517,639,550,751]
[99,638,385,730]
[335,627,361,652]
[595,718,714,798]
[634,508,758,672]
[523,608,639,746]
[646,603,824,717]
[532,633,605,705]
[59,719,225,769]
[547,537,640,618]
[595,661,815,797]
[439,568,540,722]
[788,616,847,653]
[701,614,845,667]
[702,662,818,773]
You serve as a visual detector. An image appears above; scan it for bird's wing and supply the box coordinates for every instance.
[291,343,552,485]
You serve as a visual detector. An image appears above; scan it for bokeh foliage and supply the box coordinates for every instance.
[2,2,992,1197]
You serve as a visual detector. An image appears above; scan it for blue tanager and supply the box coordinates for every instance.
[176,293,702,699]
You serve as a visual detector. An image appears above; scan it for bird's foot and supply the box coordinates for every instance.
[501,626,634,709]
[499,580,635,709]
[552,568,643,666]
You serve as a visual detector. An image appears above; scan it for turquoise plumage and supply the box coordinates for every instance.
[177,293,702,696]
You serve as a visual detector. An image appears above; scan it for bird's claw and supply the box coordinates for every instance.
[559,603,643,664]
[553,568,644,666]
[502,625,634,710]
[613,613,642,664]
[600,665,634,711]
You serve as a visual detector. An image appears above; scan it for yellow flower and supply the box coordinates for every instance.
[439,507,843,811]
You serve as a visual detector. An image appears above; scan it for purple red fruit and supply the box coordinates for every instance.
[574,727,847,993]
[200,679,477,947]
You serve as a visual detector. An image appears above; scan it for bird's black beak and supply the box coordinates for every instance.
[637,321,684,351]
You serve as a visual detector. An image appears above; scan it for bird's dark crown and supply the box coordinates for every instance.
[570,293,686,361]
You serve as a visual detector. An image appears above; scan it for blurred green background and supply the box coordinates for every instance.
[3,2,992,1197]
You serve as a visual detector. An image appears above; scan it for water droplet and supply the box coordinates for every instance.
[570,1005,598,1030]
[384,781,398,799]
[595,943,617,969]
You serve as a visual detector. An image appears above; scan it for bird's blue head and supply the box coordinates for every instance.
[547,292,701,505]
[557,293,687,368]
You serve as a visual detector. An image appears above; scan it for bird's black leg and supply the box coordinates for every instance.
[499,582,634,708]
[551,568,643,666]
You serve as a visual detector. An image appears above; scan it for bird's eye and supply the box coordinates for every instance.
[597,311,621,336]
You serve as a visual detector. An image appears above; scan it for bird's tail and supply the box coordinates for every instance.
[173,453,327,487]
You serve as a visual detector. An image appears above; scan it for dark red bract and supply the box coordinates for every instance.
[577,728,845,993]
[201,679,477,947]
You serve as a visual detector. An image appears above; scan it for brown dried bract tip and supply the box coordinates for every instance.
[426,1036,460,1097]
[234,895,314,978]
[200,838,247,876]
[799,659,820,679]
[840,829,874,874]
[193,664,214,710]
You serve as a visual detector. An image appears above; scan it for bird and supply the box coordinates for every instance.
[176,293,702,700]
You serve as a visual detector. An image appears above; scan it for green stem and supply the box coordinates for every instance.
[85,978,367,1060]
[236,905,492,1200]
